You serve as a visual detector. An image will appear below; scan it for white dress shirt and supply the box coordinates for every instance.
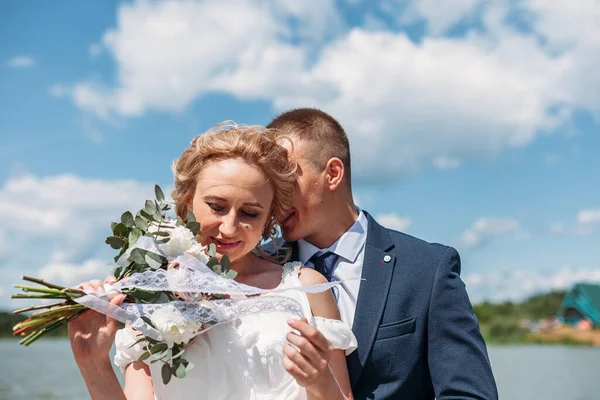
[298,210,368,328]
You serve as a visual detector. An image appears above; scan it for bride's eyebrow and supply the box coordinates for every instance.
[203,195,264,209]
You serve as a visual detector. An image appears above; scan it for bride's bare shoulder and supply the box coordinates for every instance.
[297,267,327,286]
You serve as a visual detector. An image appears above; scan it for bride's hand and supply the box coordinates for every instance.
[68,276,126,365]
[283,318,336,392]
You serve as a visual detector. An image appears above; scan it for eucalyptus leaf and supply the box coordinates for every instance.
[171,347,185,360]
[141,316,156,329]
[135,216,149,231]
[145,200,157,215]
[186,221,200,236]
[220,255,231,272]
[206,257,219,268]
[121,211,135,227]
[174,362,187,379]
[113,223,128,237]
[186,210,196,223]
[129,248,147,265]
[149,342,168,354]
[153,231,170,237]
[151,350,169,363]
[145,252,164,269]
[226,270,238,279]
[139,209,155,221]
[144,252,162,269]
[208,243,216,257]
[129,336,148,348]
[161,363,172,385]
[138,351,151,361]
[176,216,184,225]
[155,185,165,202]
[155,292,171,303]
[129,228,143,246]
[105,236,125,249]
[111,222,117,232]
[212,265,221,273]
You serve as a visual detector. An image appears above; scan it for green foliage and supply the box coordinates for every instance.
[473,290,567,344]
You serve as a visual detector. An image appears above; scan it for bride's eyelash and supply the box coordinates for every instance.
[242,210,259,218]
[207,202,259,218]
[207,203,224,212]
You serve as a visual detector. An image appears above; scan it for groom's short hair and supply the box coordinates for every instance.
[267,108,352,186]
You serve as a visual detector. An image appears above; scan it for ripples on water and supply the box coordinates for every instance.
[0,339,598,399]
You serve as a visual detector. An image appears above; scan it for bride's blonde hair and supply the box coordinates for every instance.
[171,122,297,243]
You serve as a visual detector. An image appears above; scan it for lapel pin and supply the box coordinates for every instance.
[383,255,392,263]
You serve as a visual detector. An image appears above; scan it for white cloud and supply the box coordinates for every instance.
[375,213,411,232]
[59,0,600,178]
[465,266,600,303]
[37,257,110,288]
[0,174,155,262]
[7,56,35,68]
[457,217,521,249]
[66,0,339,118]
[577,208,600,225]
[549,207,600,236]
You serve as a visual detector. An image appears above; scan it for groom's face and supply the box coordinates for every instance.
[280,138,327,243]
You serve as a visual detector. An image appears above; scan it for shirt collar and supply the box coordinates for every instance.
[298,209,368,264]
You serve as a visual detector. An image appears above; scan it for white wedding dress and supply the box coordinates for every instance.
[114,262,358,400]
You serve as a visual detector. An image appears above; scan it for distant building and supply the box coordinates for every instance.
[557,283,600,328]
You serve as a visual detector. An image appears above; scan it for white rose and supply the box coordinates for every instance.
[160,226,196,257]
[185,243,210,265]
[149,304,202,347]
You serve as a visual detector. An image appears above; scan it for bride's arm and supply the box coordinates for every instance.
[69,278,154,400]
[283,268,353,400]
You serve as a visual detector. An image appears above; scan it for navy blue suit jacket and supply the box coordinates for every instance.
[285,212,498,399]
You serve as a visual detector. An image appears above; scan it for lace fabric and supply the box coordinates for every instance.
[113,262,358,399]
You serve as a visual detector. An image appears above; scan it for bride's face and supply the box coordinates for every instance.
[189,157,274,264]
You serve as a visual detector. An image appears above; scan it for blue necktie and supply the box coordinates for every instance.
[310,251,339,282]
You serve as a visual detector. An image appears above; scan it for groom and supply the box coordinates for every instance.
[267,109,498,399]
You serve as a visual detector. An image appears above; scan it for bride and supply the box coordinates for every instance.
[68,123,357,400]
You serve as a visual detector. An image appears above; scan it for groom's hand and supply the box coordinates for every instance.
[283,317,335,389]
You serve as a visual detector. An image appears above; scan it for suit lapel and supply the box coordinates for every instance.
[347,213,396,388]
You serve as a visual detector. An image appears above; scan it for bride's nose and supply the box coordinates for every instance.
[219,209,239,236]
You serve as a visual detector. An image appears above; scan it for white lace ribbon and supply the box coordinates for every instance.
[74,294,305,341]
[75,236,355,342]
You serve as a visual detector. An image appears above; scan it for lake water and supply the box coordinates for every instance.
[0,339,598,399]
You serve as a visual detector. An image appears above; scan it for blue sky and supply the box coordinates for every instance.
[1,0,599,308]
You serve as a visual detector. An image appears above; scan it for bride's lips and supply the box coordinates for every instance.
[211,237,241,252]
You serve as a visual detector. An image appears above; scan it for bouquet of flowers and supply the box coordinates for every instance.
[12,185,342,385]
[11,185,239,384]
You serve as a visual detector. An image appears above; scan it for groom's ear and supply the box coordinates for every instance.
[325,157,344,191]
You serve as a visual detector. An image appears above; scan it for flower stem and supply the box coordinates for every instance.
[21,275,67,290]
[13,285,69,295]
[31,304,86,319]
[13,301,68,314]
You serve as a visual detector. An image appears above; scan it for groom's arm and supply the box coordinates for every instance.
[427,247,498,400]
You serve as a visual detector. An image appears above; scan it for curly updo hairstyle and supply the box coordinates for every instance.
[171,122,297,243]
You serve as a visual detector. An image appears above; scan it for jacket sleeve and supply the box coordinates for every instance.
[427,247,498,400]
